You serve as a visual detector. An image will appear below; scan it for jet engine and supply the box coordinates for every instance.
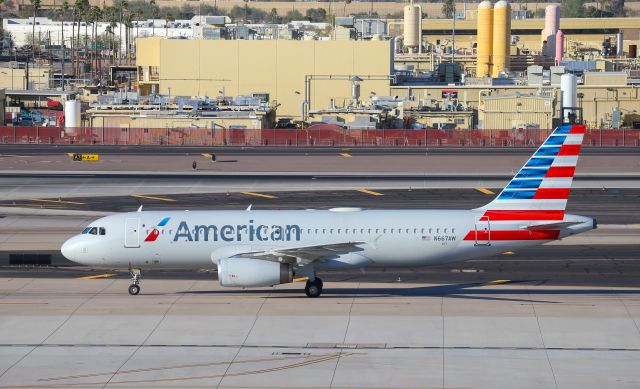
[217,258,293,287]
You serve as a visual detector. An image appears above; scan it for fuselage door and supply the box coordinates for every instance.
[475,216,491,246]
[124,218,141,248]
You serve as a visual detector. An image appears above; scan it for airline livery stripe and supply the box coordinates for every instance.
[552,126,571,135]
[533,188,571,199]
[498,190,537,200]
[506,179,542,189]
[551,156,579,166]
[482,210,565,220]
[535,146,561,157]
[544,136,566,145]
[570,125,586,134]
[463,230,561,241]
[562,134,584,145]
[558,144,581,156]
[539,178,573,188]
[516,168,548,179]
[525,158,553,168]
[546,166,575,177]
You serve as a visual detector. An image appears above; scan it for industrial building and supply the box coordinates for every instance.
[136,38,393,119]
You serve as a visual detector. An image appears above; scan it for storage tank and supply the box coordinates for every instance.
[555,29,564,65]
[542,4,560,56]
[560,73,577,122]
[476,0,494,77]
[616,32,624,57]
[492,0,511,77]
[403,0,422,53]
[64,99,81,131]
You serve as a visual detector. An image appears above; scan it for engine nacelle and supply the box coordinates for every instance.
[217,258,293,287]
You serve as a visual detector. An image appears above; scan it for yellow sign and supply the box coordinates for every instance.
[72,153,99,161]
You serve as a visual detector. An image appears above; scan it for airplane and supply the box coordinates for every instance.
[61,124,596,298]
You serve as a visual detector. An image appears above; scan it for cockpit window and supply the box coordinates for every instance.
[81,227,91,234]
[88,227,98,235]
[99,227,106,236]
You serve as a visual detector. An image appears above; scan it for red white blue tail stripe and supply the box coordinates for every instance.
[477,124,586,221]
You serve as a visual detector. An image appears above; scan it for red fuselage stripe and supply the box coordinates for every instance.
[463,230,560,241]
[482,210,565,220]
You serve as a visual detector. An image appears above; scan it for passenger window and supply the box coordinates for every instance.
[315,229,318,234]
[429,228,432,233]
[323,229,326,234]
[376,229,380,233]
[337,229,341,234]
[437,228,440,233]
[89,227,97,235]
[452,228,455,233]
[99,227,106,235]
[421,228,425,233]
[390,229,394,233]
[82,227,91,234]
[360,229,364,234]
[444,228,448,233]
[406,229,410,233]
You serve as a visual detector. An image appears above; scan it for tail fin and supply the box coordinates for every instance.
[477,124,586,221]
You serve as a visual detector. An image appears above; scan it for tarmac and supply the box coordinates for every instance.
[0,278,639,388]
[0,150,638,388]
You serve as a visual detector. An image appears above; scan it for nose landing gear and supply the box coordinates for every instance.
[128,267,141,295]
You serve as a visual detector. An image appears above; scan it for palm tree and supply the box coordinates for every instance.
[0,0,6,52]
[88,6,101,79]
[30,0,41,65]
[60,0,69,90]
[150,0,157,36]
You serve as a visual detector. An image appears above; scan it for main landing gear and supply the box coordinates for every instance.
[128,267,141,295]
[305,278,323,298]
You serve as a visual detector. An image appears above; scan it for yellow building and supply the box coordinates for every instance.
[136,38,392,119]
[0,65,51,90]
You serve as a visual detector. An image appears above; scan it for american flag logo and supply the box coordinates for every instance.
[422,236,432,241]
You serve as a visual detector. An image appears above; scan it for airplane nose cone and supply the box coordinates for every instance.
[61,238,80,263]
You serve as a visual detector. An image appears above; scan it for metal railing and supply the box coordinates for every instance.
[1,126,639,148]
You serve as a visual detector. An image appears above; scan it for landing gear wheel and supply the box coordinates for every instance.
[128,265,141,295]
[305,278,323,298]
[128,284,140,295]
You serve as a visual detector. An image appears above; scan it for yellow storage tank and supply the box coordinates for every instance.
[476,0,493,78]
[492,0,511,77]
[403,1,422,52]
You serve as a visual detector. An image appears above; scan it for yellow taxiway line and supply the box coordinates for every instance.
[201,153,212,158]
[502,251,515,255]
[484,279,512,285]
[241,192,278,199]
[77,274,115,280]
[339,153,352,157]
[30,198,86,205]
[357,189,384,196]
[293,277,309,282]
[131,194,177,202]
[475,188,495,195]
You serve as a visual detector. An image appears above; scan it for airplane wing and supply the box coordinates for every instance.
[523,221,582,231]
[230,241,366,265]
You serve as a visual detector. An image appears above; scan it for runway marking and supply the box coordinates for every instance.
[293,277,309,282]
[41,354,322,381]
[476,187,495,195]
[36,352,352,386]
[502,251,515,255]
[484,279,512,285]
[30,198,86,205]
[77,274,115,280]
[240,192,278,199]
[339,153,352,157]
[131,194,176,202]
[0,154,32,158]
[357,188,384,196]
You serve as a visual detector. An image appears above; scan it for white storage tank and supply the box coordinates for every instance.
[560,73,577,121]
[64,99,81,130]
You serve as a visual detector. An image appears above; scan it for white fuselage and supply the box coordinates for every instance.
[61,208,594,270]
